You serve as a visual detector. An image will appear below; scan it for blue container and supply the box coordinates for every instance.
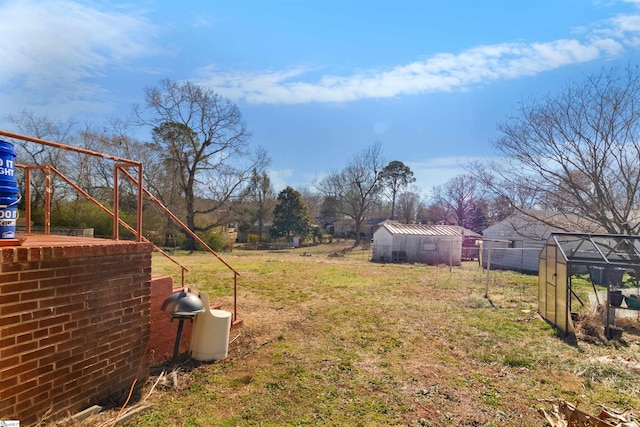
[0,194,20,239]
[0,139,20,239]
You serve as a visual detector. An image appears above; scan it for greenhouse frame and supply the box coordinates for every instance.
[538,232,640,337]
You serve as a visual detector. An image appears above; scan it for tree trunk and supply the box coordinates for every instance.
[354,217,362,245]
[184,190,196,251]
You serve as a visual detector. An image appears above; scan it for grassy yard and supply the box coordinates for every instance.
[95,242,640,426]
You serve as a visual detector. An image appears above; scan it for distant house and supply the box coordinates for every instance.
[361,218,388,242]
[324,217,387,242]
[449,226,482,260]
[326,217,355,238]
[372,223,462,265]
[481,211,604,273]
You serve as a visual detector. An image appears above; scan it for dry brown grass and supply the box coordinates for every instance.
[61,241,640,427]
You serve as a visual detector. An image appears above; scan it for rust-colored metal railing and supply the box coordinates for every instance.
[118,167,240,322]
[1,129,144,241]
[1,129,240,323]
[17,163,186,273]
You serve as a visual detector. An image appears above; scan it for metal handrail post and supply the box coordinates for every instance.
[25,168,31,234]
[44,166,50,234]
[136,163,143,242]
[113,164,119,240]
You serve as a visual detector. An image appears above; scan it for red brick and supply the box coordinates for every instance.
[1,247,15,263]
[58,353,86,371]
[38,314,70,328]
[33,328,48,339]
[16,382,52,408]
[28,247,42,261]
[0,335,16,348]
[62,320,78,331]
[0,374,18,391]
[1,378,37,398]
[1,280,38,294]
[15,332,32,344]
[38,276,71,288]
[37,366,70,385]
[56,336,83,352]
[19,287,56,301]
[24,308,54,322]
[19,268,56,281]
[20,345,56,363]
[0,271,19,284]
[39,295,71,309]
[52,247,64,258]
[70,273,97,284]
[39,350,71,368]
[0,394,17,410]
[48,384,64,400]
[0,300,38,316]
[39,331,70,347]
[17,362,48,382]
[54,302,85,315]
[0,354,19,375]
[0,292,20,305]
[55,264,89,277]
[40,246,52,260]
[1,340,38,358]
[0,237,154,425]
[15,248,29,262]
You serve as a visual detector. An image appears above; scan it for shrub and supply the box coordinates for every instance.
[196,231,226,252]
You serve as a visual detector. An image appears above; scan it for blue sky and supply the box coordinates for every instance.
[2,0,640,196]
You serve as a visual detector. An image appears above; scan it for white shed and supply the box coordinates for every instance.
[372,223,462,265]
[482,211,604,273]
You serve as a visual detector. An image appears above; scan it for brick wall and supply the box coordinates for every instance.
[0,236,153,426]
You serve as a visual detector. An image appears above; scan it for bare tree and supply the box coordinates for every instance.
[6,110,76,212]
[316,143,385,245]
[298,186,323,221]
[471,65,640,234]
[396,189,422,224]
[486,194,516,226]
[236,169,275,242]
[135,79,269,250]
[77,120,182,241]
[419,201,447,225]
[431,174,484,230]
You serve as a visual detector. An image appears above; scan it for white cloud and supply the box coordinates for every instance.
[268,168,294,193]
[198,19,634,105]
[2,0,639,120]
[0,0,158,116]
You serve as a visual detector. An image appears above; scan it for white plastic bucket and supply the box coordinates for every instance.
[190,293,232,361]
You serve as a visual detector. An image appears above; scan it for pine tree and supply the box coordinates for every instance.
[270,187,313,240]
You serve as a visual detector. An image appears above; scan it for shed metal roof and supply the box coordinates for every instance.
[379,223,462,237]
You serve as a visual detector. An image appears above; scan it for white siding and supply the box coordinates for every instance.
[482,214,554,273]
[481,240,542,273]
[372,224,462,265]
[372,227,393,262]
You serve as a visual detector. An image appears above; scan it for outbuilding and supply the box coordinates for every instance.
[372,223,462,265]
[482,210,603,273]
[539,232,640,338]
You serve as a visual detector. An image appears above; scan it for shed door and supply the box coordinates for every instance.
[540,244,556,325]
[539,243,569,334]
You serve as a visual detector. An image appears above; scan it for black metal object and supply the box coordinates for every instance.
[161,288,205,363]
